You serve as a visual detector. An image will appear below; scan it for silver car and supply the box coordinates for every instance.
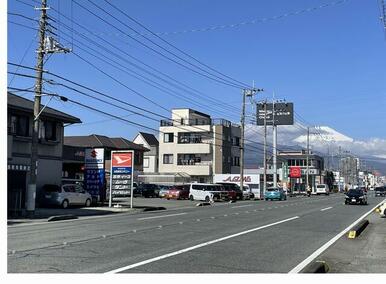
[41,184,92,209]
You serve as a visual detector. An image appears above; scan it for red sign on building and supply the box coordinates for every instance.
[289,166,302,178]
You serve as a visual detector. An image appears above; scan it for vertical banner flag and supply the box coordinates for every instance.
[110,151,134,198]
[84,148,105,200]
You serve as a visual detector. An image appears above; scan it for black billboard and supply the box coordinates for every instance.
[256,102,294,126]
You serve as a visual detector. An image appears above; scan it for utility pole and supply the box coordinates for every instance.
[306,126,310,191]
[27,0,48,216]
[272,96,277,188]
[240,88,261,194]
[263,100,267,198]
[240,89,246,194]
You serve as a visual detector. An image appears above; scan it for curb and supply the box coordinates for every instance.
[196,202,211,207]
[301,260,329,273]
[47,214,78,222]
[142,207,166,212]
[348,219,369,239]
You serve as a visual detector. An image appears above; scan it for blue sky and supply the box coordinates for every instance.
[7,0,386,142]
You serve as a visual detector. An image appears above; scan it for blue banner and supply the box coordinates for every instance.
[84,168,105,198]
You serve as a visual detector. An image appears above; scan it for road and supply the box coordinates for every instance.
[8,194,385,273]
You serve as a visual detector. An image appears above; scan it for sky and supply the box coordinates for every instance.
[7,0,386,145]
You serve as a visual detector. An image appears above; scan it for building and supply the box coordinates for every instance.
[7,92,81,215]
[278,150,325,193]
[158,109,241,183]
[133,132,159,173]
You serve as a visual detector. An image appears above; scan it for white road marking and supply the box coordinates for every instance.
[137,213,187,221]
[320,207,333,211]
[289,199,386,274]
[105,216,300,274]
[231,204,253,209]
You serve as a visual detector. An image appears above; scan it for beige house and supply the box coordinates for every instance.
[158,109,240,183]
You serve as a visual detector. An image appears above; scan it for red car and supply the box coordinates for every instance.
[166,184,190,200]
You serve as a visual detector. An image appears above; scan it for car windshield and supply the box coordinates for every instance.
[317,185,325,188]
[267,188,278,192]
[348,189,363,195]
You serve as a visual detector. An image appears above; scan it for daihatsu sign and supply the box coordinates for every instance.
[109,150,134,208]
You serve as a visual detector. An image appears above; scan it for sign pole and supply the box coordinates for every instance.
[109,157,113,208]
[130,152,134,209]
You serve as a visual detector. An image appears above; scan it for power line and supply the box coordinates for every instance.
[72,0,245,89]
[103,0,252,89]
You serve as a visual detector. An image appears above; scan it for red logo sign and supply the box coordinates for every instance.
[289,166,301,178]
[112,152,132,167]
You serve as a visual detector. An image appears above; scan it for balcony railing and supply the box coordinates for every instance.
[160,118,236,127]
[177,159,212,166]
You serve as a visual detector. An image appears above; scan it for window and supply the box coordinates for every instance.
[232,137,240,146]
[233,157,240,167]
[178,132,202,144]
[44,121,57,141]
[164,133,174,143]
[9,114,29,137]
[163,154,173,164]
[143,157,149,168]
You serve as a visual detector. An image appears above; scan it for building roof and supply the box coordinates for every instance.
[64,134,149,152]
[138,132,159,146]
[7,92,81,124]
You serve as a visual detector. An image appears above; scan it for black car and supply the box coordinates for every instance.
[375,186,386,197]
[136,184,160,198]
[215,183,243,200]
[345,189,368,205]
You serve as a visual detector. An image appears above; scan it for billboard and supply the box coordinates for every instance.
[110,151,134,205]
[256,102,294,126]
[84,148,105,201]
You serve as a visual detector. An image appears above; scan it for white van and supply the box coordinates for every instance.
[189,183,229,202]
[316,184,330,195]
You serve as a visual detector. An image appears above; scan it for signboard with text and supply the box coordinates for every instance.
[256,102,294,126]
[84,148,105,200]
[289,166,302,178]
[110,151,134,197]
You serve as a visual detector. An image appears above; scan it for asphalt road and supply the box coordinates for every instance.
[8,194,385,273]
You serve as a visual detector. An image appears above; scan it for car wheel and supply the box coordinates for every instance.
[189,195,194,201]
[85,199,91,207]
[205,196,210,202]
[62,200,69,209]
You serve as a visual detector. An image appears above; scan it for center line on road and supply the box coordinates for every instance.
[320,207,333,211]
[105,216,300,274]
[231,204,253,209]
[137,213,187,221]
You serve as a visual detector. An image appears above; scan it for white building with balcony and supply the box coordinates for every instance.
[158,109,241,183]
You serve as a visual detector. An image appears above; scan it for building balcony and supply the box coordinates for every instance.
[176,164,212,176]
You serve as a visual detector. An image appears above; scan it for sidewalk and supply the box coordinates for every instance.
[313,211,386,273]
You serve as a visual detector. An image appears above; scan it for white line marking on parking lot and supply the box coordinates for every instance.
[105,216,300,274]
[137,213,187,221]
[320,207,333,211]
[289,199,386,274]
[231,204,253,209]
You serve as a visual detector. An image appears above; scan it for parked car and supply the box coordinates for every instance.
[41,184,92,209]
[375,186,386,197]
[379,202,386,217]
[264,187,287,201]
[315,184,330,195]
[189,183,229,202]
[136,183,160,198]
[158,185,171,198]
[215,182,243,200]
[345,189,368,205]
[167,184,190,200]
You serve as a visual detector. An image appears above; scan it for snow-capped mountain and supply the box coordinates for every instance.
[244,123,386,174]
